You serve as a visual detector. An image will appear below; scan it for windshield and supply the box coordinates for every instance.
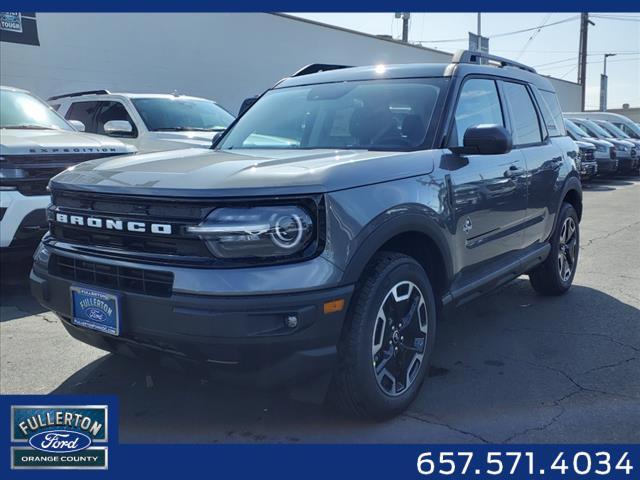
[0,89,73,130]
[575,119,613,139]
[565,119,590,139]
[132,97,234,132]
[218,78,445,151]
[597,121,631,139]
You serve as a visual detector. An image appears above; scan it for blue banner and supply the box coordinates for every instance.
[0,2,638,12]
[1,395,639,479]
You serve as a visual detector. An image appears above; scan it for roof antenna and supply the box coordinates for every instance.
[171,89,180,97]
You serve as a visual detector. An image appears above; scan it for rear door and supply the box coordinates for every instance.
[501,82,564,245]
[446,77,528,275]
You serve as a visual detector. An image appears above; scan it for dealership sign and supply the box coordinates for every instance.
[11,405,109,469]
[0,12,39,45]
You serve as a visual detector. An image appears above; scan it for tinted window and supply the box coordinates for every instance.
[95,102,137,137]
[503,82,542,145]
[65,101,99,132]
[132,98,234,132]
[539,90,566,137]
[218,78,445,151]
[449,79,504,147]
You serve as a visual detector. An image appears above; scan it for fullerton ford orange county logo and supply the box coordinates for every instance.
[11,405,108,469]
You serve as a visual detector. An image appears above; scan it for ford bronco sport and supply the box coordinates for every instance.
[30,51,582,419]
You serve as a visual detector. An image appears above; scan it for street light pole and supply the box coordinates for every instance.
[600,53,616,111]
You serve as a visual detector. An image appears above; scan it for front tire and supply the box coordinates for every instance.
[330,252,437,420]
[529,202,580,295]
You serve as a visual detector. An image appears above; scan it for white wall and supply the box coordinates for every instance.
[0,13,581,114]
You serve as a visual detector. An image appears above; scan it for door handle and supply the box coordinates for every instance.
[504,165,524,177]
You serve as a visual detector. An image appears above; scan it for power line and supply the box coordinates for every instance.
[516,13,552,60]
[415,14,579,44]
[590,14,640,22]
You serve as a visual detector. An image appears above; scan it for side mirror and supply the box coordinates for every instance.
[104,120,133,136]
[238,96,258,116]
[210,130,224,149]
[68,120,85,132]
[450,124,512,155]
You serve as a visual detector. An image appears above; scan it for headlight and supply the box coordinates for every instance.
[595,144,607,153]
[0,167,27,179]
[618,145,629,152]
[188,205,315,260]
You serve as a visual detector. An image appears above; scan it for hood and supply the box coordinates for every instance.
[50,147,437,197]
[580,137,614,148]
[147,130,218,149]
[604,138,635,150]
[574,140,596,150]
[0,128,137,155]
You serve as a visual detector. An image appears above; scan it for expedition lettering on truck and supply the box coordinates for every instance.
[0,86,136,261]
[30,51,582,419]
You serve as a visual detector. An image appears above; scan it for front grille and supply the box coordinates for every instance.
[610,147,617,159]
[2,153,123,196]
[50,190,214,263]
[50,254,173,297]
[583,149,595,161]
[631,148,637,158]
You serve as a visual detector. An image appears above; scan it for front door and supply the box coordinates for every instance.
[446,77,528,277]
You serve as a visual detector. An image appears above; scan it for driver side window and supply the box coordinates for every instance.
[449,79,504,147]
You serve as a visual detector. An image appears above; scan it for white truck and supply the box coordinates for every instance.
[50,91,235,153]
[1,86,136,260]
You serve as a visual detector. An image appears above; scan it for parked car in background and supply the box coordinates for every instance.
[566,117,638,174]
[32,53,583,419]
[564,119,618,175]
[592,120,640,174]
[0,86,136,260]
[567,111,640,141]
[51,91,235,153]
[574,140,598,181]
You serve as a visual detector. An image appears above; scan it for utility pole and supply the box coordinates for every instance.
[477,13,482,36]
[395,12,411,43]
[577,13,595,112]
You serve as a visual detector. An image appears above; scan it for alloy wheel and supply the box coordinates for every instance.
[371,281,428,397]
[558,217,578,282]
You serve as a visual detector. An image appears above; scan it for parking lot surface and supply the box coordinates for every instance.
[1,177,639,444]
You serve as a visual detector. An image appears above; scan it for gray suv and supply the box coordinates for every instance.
[30,51,582,419]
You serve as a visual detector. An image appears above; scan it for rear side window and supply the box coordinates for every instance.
[65,101,99,132]
[449,78,504,147]
[502,82,543,146]
[539,90,566,137]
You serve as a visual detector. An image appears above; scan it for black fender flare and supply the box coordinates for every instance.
[341,209,454,287]
[558,174,583,219]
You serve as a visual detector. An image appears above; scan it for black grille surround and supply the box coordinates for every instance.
[1,153,124,196]
[50,254,173,297]
[47,189,325,268]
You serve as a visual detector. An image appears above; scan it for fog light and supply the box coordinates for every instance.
[285,314,298,329]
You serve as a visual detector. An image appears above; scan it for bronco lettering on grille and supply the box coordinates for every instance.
[55,213,172,235]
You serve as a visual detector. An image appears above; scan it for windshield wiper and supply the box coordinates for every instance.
[1,125,58,130]
[152,127,226,132]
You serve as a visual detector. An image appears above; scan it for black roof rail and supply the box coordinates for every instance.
[451,50,537,74]
[291,63,353,77]
[47,90,110,101]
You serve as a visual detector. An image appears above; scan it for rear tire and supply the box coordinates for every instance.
[529,202,579,296]
[329,252,437,420]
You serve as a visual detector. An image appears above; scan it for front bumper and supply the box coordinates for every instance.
[616,154,638,173]
[30,246,354,387]
[0,190,49,253]
[594,156,618,174]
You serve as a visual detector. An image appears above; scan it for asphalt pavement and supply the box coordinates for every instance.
[1,177,639,443]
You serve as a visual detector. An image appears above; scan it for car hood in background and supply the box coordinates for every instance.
[0,129,136,155]
[145,130,220,150]
[50,147,437,197]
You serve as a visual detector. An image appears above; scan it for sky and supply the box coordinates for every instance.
[291,13,640,110]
